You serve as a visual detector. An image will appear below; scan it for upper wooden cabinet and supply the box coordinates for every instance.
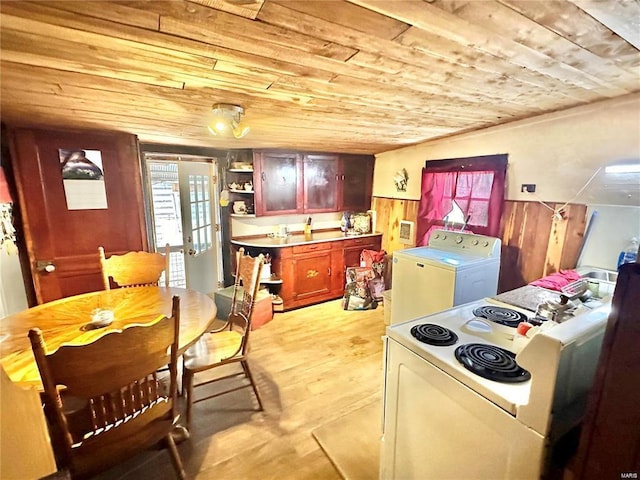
[303,153,339,213]
[339,154,375,212]
[253,150,374,216]
[253,151,302,216]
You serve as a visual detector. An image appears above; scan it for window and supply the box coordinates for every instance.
[416,154,508,245]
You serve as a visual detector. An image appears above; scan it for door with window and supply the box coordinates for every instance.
[146,157,221,296]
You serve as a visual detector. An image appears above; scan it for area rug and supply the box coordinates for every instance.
[312,400,381,480]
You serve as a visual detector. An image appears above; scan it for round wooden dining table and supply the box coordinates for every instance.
[0,286,217,389]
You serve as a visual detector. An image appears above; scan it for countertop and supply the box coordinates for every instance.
[231,230,382,248]
[490,285,562,313]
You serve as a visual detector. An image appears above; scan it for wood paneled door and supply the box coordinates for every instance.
[8,127,147,304]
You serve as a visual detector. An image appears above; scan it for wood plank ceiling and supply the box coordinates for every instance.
[1,0,639,154]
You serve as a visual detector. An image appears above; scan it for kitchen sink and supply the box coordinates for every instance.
[576,266,618,298]
[577,267,618,284]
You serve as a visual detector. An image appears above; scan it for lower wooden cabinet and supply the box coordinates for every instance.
[343,236,381,270]
[279,241,344,310]
[277,235,381,310]
[233,234,382,311]
[292,252,332,299]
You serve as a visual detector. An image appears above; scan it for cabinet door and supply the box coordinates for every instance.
[303,153,339,213]
[344,245,368,269]
[292,252,332,300]
[254,151,302,216]
[343,237,379,272]
[340,154,374,212]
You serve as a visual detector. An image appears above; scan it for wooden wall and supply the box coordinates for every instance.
[371,197,420,254]
[499,201,587,292]
[371,196,587,293]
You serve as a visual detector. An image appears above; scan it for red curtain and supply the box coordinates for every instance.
[416,154,508,246]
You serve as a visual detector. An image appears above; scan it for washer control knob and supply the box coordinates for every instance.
[472,239,479,246]
[455,235,463,244]
[482,241,489,247]
[433,233,440,239]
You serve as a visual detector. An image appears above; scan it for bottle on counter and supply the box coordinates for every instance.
[304,216,312,236]
[340,212,350,233]
[617,237,639,269]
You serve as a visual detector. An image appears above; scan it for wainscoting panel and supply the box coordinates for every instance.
[499,201,587,292]
[372,196,587,293]
[371,197,419,254]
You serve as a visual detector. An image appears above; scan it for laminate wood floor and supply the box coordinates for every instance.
[94,299,386,480]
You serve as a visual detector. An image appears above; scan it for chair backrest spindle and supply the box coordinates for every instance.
[228,247,264,353]
[29,296,182,478]
[98,244,170,290]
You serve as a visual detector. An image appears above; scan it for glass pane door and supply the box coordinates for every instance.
[147,161,185,287]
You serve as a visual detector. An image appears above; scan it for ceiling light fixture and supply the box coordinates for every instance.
[208,103,250,139]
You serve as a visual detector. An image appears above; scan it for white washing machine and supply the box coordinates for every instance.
[390,230,501,325]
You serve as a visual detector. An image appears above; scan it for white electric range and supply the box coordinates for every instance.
[380,298,610,480]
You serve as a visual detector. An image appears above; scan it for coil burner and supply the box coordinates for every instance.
[473,305,528,328]
[410,323,458,346]
[455,343,531,383]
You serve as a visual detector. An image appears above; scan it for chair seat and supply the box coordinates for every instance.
[184,331,244,370]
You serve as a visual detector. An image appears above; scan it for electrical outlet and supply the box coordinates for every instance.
[521,184,536,193]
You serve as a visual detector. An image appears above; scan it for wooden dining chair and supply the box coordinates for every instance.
[29,296,186,480]
[182,248,264,430]
[98,244,170,290]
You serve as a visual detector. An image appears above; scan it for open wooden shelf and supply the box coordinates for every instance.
[260,274,283,285]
